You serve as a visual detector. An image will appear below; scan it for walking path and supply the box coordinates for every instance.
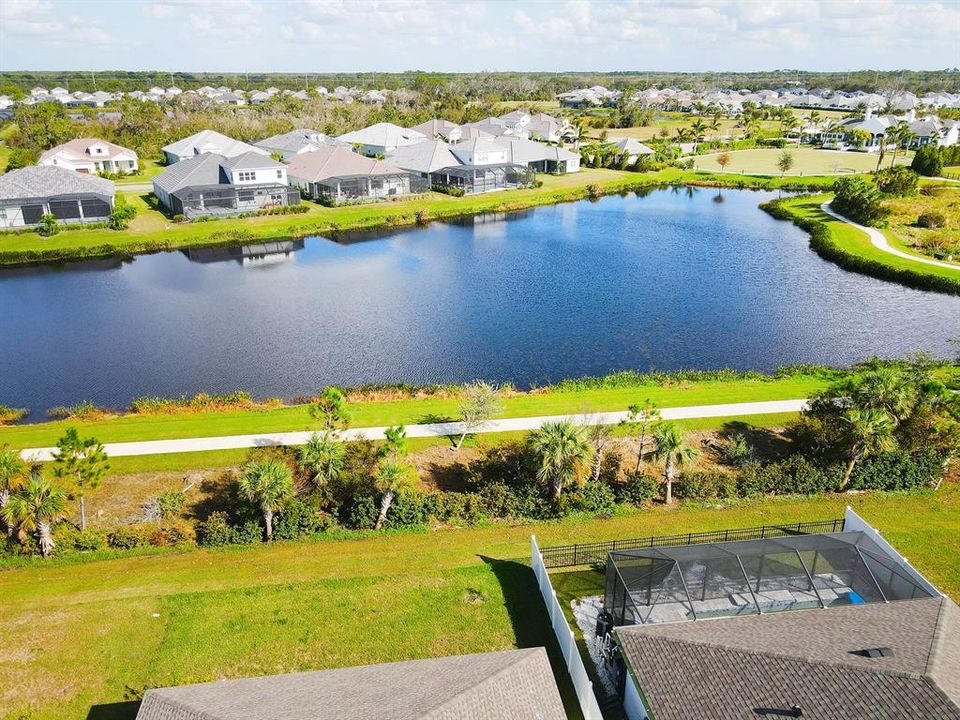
[19,398,808,462]
[820,202,960,271]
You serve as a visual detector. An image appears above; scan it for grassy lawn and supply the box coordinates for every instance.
[0,143,10,173]
[692,148,912,176]
[114,158,165,184]
[1,481,956,720]
[776,195,960,285]
[0,375,832,450]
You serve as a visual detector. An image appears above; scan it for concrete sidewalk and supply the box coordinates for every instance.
[19,398,808,462]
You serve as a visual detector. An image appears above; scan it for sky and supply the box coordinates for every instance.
[1,0,958,74]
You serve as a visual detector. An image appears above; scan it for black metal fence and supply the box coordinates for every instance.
[539,519,845,568]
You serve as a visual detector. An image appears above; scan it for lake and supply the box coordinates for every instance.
[1,188,958,418]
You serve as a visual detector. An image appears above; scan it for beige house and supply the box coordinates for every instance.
[39,138,138,174]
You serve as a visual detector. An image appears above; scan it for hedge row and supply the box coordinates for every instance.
[761,196,960,296]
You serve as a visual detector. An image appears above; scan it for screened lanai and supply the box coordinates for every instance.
[604,531,937,626]
[430,163,534,195]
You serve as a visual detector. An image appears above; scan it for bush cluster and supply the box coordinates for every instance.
[831,176,888,226]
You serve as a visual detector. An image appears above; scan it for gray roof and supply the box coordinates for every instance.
[387,139,460,174]
[135,648,565,720]
[493,137,577,165]
[617,596,960,720]
[409,118,460,138]
[162,130,266,160]
[254,129,340,154]
[0,165,114,200]
[152,153,227,195]
[607,137,656,155]
[220,151,285,171]
[336,122,426,148]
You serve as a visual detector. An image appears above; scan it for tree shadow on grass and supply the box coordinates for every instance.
[479,555,586,720]
[86,700,140,720]
[719,420,792,461]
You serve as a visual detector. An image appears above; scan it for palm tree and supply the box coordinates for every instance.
[650,422,699,505]
[374,461,412,530]
[238,459,295,541]
[840,408,896,490]
[0,448,27,537]
[1,471,66,557]
[689,119,707,152]
[298,432,344,488]
[850,367,917,422]
[528,421,591,500]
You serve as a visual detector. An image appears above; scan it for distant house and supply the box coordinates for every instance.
[494,137,580,174]
[336,122,427,157]
[0,166,114,228]
[607,137,656,164]
[136,649,566,720]
[409,118,462,142]
[162,130,268,165]
[152,152,298,218]
[254,129,346,161]
[286,145,425,205]
[359,89,387,104]
[39,138,139,175]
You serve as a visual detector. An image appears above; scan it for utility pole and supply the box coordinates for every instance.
[91,70,96,91]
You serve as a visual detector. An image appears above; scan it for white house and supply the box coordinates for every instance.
[336,122,426,157]
[607,137,656,164]
[254,129,346,161]
[409,119,462,143]
[39,138,139,174]
[162,130,268,164]
[449,138,511,166]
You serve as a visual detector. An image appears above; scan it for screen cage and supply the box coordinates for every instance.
[605,531,937,626]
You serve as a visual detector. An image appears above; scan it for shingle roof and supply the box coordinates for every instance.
[607,137,655,155]
[220,151,285,171]
[616,596,960,720]
[254,128,340,154]
[286,145,406,182]
[0,165,114,200]
[493,137,577,164]
[135,648,566,720]
[387,139,460,173]
[336,122,426,148]
[152,153,227,194]
[449,138,507,162]
[39,137,138,163]
[409,118,460,138]
[162,130,266,160]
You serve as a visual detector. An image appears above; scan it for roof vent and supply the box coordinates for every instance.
[858,646,894,658]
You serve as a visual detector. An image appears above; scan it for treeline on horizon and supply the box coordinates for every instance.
[1,68,958,99]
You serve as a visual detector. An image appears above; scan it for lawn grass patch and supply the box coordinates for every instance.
[692,148,912,176]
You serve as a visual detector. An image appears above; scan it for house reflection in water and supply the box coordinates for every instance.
[182,239,304,267]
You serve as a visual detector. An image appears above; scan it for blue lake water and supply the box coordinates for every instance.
[1,187,958,417]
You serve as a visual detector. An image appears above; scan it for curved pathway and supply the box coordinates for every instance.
[819,202,960,272]
[18,398,808,462]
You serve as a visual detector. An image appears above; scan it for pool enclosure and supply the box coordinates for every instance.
[430,163,535,195]
[306,172,428,205]
[604,531,937,626]
[169,184,300,219]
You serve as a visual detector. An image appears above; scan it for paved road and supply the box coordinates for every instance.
[19,399,808,462]
[820,202,960,271]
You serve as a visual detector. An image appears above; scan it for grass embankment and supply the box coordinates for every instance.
[1,374,831,451]
[0,167,835,267]
[761,194,960,295]
[1,482,956,720]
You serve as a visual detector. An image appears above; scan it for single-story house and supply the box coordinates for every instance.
[607,137,656,164]
[152,151,298,218]
[39,138,139,175]
[494,137,580,174]
[254,129,346,161]
[136,648,566,720]
[286,145,425,204]
[0,165,114,228]
[161,130,268,165]
[335,122,427,157]
[409,118,462,142]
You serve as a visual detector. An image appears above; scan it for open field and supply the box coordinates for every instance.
[0,167,837,267]
[883,187,960,266]
[769,195,960,291]
[692,148,912,176]
[1,481,957,720]
[0,374,833,450]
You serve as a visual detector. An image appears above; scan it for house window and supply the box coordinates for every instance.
[276,170,282,179]
[238,171,256,182]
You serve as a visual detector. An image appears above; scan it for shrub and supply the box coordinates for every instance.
[52,526,107,553]
[196,512,262,546]
[148,519,195,547]
[911,146,943,177]
[156,490,186,519]
[36,214,60,237]
[172,214,186,223]
[586,183,603,199]
[257,204,309,216]
[47,401,108,420]
[0,405,28,425]
[917,211,947,229]
[875,166,918,196]
[569,480,617,515]
[107,525,148,550]
[848,449,945,491]
[612,472,660,505]
[719,433,754,467]
[108,203,138,230]
[832,176,888,226]
[271,498,331,540]
[345,494,379,530]
[737,455,840,497]
[382,491,431,529]
[674,470,738,500]
[431,491,485,525]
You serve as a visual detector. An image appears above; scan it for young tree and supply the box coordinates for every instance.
[776,150,794,177]
[716,152,732,173]
[840,408,897,490]
[586,423,613,483]
[1,471,66,557]
[455,381,503,450]
[373,461,413,530]
[527,421,590,500]
[309,386,350,434]
[382,425,408,464]
[650,421,699,505]
[51,428,109,531]
[238,459,295,541]
[298,432,345,488]
[620,400,661,472]
[0,448,27,537]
